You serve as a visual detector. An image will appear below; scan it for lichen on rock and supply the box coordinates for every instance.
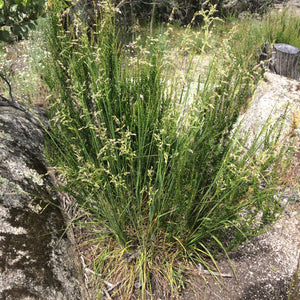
[0,103,89,299]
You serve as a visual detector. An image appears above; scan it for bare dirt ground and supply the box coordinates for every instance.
[180,204,300,299]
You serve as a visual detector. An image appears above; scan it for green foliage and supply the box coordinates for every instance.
[42,4,293,298]
[0,0,46,42]
[263,9,300,48]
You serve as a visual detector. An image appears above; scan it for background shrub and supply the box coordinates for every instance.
[0,0,46,42]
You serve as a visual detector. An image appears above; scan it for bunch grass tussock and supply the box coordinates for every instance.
[39,2,300,299]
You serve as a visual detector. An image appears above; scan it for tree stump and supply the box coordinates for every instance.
[271,43,300,80]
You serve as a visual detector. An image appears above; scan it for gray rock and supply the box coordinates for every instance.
[0,103,89,299]
[235,71,300,147]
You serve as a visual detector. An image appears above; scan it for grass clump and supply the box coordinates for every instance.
[43,3,293,299]
[263,8,300,49]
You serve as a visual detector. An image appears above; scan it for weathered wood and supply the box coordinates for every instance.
[260,43,300,80]
[272,43,300,80]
